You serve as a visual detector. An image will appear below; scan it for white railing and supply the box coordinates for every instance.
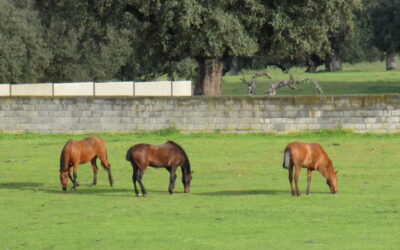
[0,81,192,97]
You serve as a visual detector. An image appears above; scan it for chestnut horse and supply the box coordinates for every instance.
[125,141,192,197]
[283,142,338,196]
[59,137,114,191]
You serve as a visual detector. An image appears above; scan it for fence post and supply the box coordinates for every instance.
[133,82,135,96]
[171,81,173,96]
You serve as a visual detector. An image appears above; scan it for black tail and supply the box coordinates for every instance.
[167,141,191,172]
[125,148,132,162]
[282,148,291,169]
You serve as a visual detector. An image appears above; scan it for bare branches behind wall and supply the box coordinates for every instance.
[240,70,323,96]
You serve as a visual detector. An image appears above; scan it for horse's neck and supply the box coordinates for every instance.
[319,164,335,180]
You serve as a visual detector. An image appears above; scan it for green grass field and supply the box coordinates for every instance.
[222,60,400,96]
[1,132,400,249]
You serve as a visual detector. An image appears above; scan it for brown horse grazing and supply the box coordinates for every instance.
[283,142,338,196]
[125,141,192,197]
[59,137,114,191]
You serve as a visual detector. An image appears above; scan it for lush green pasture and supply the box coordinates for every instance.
[222,60,400,96]
[1,132,400,249]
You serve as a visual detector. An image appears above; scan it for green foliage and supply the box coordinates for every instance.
[0,0,384,85]
[0,0,50,83]
[1,133,400,248]
[35,0,136,82]
[368,0,400,53]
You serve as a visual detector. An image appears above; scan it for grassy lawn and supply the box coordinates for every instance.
[222,60,400,96]
[1,132,400,249]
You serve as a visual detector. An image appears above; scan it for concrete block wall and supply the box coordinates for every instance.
[0,84,11,96]
[54,82,95,96]
[135,81,172,96]
[95,82,134,96]
[0,81,192,97]
[11,83,53,96]
[1,95,400,134]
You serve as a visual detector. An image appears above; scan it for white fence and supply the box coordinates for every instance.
[0,81,192,97]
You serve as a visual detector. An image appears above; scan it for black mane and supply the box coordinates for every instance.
[167,140,191,172]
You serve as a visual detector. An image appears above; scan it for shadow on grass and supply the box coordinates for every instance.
[0,181,172,196]
[195,189,328,196]
[195,189,286,196]
[0,182,44,189]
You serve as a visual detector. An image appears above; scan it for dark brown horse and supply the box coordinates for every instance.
[59,137,114,191]
[125,141,192,197]
[283,142,338,196]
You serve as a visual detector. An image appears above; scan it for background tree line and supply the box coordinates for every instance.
[0,0,399,95]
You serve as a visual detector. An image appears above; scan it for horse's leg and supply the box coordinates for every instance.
[306,169,312,195]
[294,165,301,196]
[90,158,98,187]
[68,168,80,187]
[98,153,113,187]
[288,164,295,196]
[132,166,139,197]
[137,168,147,197]
[168,167,177,195]
[72,163,79,191]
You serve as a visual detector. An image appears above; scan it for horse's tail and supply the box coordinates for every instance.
[282,148,291,169]
[103,150,110,169]
[168,141,191,172]
[125,147,132,162]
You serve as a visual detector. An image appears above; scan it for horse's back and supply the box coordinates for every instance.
[286,142,330,170]
[126,143,152,164]
[62,137,106,164]
[127,141,186,168]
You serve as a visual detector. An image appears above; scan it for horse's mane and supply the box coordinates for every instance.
[167,140,191,171]
[60,140,72,171]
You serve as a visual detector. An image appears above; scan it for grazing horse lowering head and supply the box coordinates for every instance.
[59,137,113,191]
[182,170,193,193]
[327,171,338,194]
[60,168,69,191]
[126,140,192,197]
[283,142,338,196]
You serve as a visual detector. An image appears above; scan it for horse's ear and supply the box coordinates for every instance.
[335,171,339,175]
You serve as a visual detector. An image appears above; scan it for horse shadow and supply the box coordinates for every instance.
[195,189,287,196]
[195,189,328,196]
[0,181,172,196]
[0,182,328,196]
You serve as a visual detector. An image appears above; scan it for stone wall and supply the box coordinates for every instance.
[1,95,400,134]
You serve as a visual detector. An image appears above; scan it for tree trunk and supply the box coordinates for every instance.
[229,57,239,76]
[305,55,318,73]
[194,58,224,96]
[325,54,342,72]
[386,51,398,70]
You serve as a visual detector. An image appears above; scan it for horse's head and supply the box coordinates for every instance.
[60,170,68,191]
[327,171,338,194]
[183,171,193,193]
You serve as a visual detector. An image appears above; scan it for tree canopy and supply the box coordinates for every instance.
[1,0,395,95]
